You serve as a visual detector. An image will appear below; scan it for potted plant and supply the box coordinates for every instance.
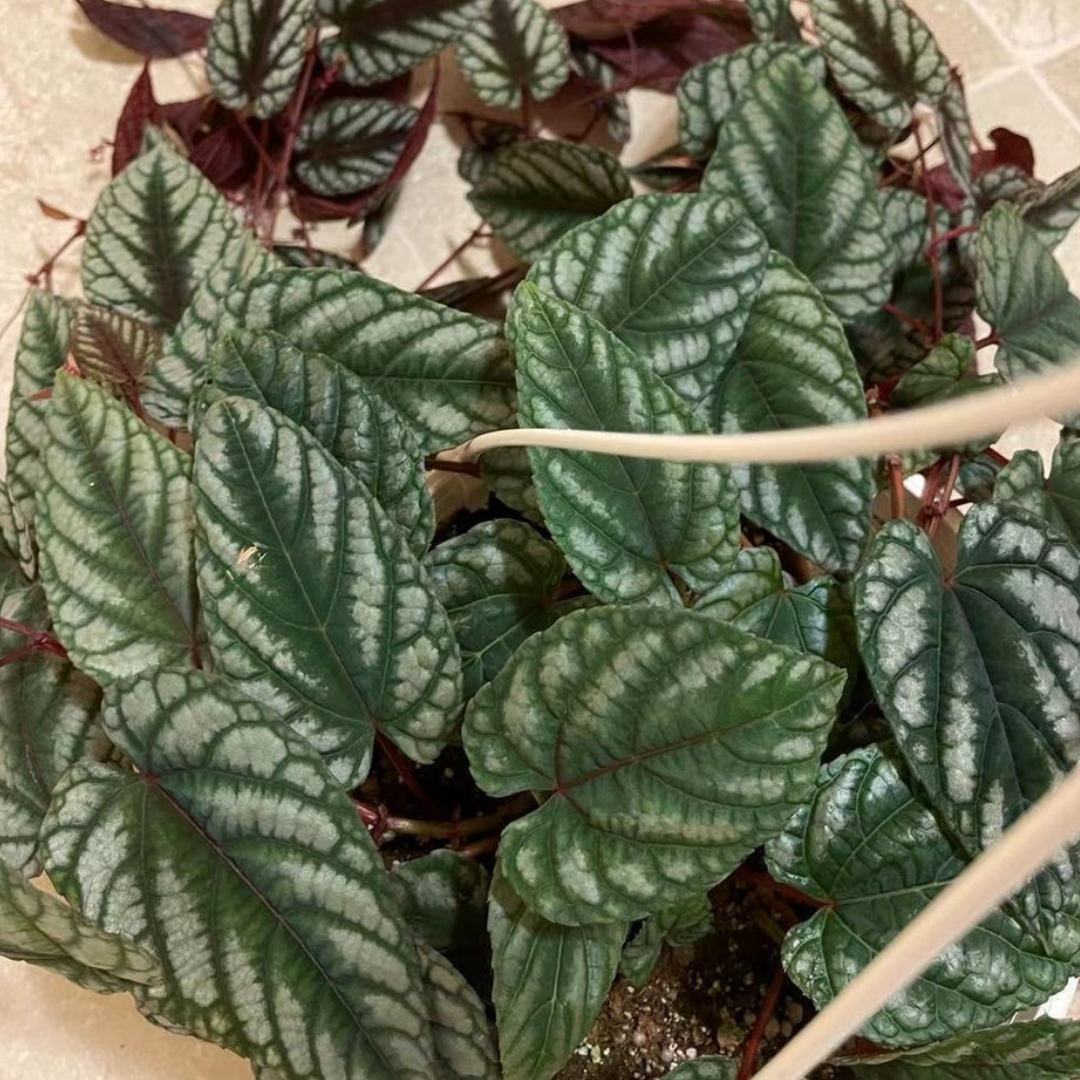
[4,1,1080,1078]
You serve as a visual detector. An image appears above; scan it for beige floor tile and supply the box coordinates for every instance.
[969,0,1080,55]
[904,0,1011,84]
[1041,43,1080,126]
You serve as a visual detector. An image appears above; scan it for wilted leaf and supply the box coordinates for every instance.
[36,373,199,682]
[469,140,632,262]
[509,286,741,606]
[704,56,893,320]
[527,193,769,417]
[465,605,844,925]
[713,254,874,572]
[768,748,1076,1047]
[42,668,443,1079]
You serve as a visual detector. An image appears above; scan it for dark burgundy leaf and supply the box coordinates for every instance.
[319,70,415,106]
[37,200,78,222]
[986,126,1036,177]
[76,0,211,59]
[583,10,753,92]
[113,64,157,176]
[190,125,256,190]
[921,163,968,215]
[156,96,214,146]
[290,187,375,222]
[419,268,524,316]
[554,0,732,39]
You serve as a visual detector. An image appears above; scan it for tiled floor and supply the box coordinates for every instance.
[1,2,1079,1077]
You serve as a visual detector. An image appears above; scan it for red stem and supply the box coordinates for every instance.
[264,43,318,241]
[883,303,930,336]
[27,221,87,291]
[926,454,962,539]
[888,456,907,519]
[738,965,787,1080]
[915,126,946,341]
[375,733,442,817]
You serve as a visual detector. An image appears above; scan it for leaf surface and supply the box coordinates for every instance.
[42,668,441,1080]
[76,0,211,57]
[992,439,1080,551]
[195,397,460,785]
[71,303,162,400]
[199,329,433,554]
[296,99,418,196]
[1021,164,1080,249]
[620,892,712,987]
[510,286,741,606]
[207,0,313,118]
[527,193,769,416]
[469,140,632,262]
[488,867,625,1080]
[746,0,800,41]
[713,255,874,572]
[464,606,844,925]
[36,373,199,681]
[703,56,892,321]
[457,0,571,109]
[767,748,1076,1047]
[811,0,950,132]
[222,268,516,451]
[855,507,1080,955]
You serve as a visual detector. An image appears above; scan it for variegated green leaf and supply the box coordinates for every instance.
[417,943,500,1080]
[713,254,874,572]
[695,547,858,683]
[527,193,769,417]
[666,1060,737,1080]
[468,140,632,262]
[855,506,1080,957]
[620,892,712,987]
[146,230,275,428]
[978,165,1043,211]
[0,584,98,875]
[396,850,489,957]
[457,0,570,109]
[221,268,516,451]
[82,144,251,331]
[1021,163,1080,248]
[295,98,417,196]
[207,0,313,119]
[425,519,574,698]
[195,397,460,786]
[36,373,199,681]
[488,866,625,1080]
[198,329,433,555]
[6,290,72,524]
[0,862,160,995]
[0,480,34,585]
[572,46,630,144]
[41,668,442,1079]
[938,73,974,197]
[703,57,893,321]
[811,0,950,133]
[464,606,844,925]
[747,0,800,41]
[992,437,1080,552]
[767,748,1076,1047]
[70,303,162,399]
[318,0,484,86]
[843,1017,1080,1079]
[509,286,741,606]
[976,203,1080,381]
[677,43,826,159]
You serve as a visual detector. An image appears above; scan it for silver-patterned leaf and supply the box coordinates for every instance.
[488,866,625,1080]
[457,0,570,109]
[464,606,844,925]
[855,506,1080,957]
[1021,163,1080,249]
[746,0,800,41]
[70,303,162,399]
[0,584,98,875]
[395,849,490,956]
[41,667,442,1079]
[425,519,573,698]
[146,230,275,427]
[695,547,858,684]
[82,143,251,331]
[811,0,951,133]
[0,862,160,995]
[6,290,72,524]
[207,0,313,118]
[198,329,433,555]
[677,43,826,159]
[703,56,893,321]
[620,892,713,987]
[991,439,1080,553]
[843,1017,1080,1079]
[468,140,632,262]
[976,203,1080,381]
[509,285,741,606]
[768,748,1076,1047]
[527,193,769,417]
[0,480,34,585]
[36,373,199,681]
[195,397,461,786]
[572,46,630,144]
[295,98,418,196]
[318,0,485,86]
[713,254,874,572]
[937,73,974,197]
[220,268,516,451]
[666,1060,737,1080]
